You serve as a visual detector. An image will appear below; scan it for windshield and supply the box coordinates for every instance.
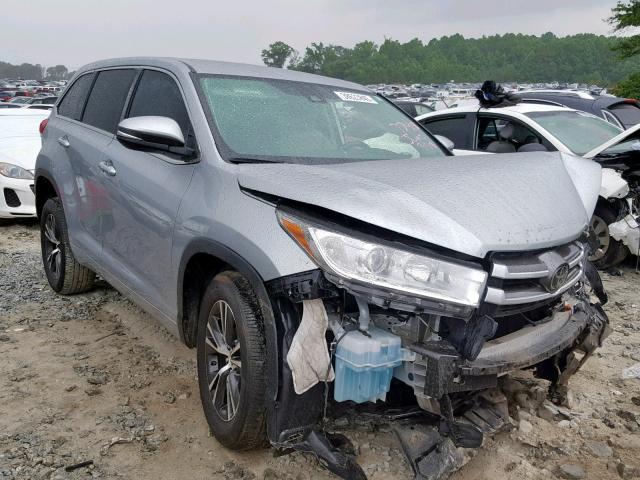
[198,75,446,164]
[525,110,622,156]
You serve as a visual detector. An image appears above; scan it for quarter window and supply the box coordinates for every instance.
[82,69,136,134]
[57,73,94,121]
[127,70,191,139]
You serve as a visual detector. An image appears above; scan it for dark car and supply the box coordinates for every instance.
[519,90,640,129]
[391,99,434,117]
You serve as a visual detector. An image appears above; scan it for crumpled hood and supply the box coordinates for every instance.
[0,136,42,170]
[237,152,601,258]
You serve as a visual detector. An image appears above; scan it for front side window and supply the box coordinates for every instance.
[127,70,191,139]
[57,73,94,121]
[198,75,446,164]
[526,110,621,156]
[82,69,136,134]
[476,117,542,151]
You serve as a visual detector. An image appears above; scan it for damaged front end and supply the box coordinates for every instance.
[264,206,610,480]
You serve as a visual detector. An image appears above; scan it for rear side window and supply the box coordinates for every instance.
[57,73,94,121]
[127,70,190,138]
[609,103,640,129]
[82,69,136,134]
[421,116,468,148]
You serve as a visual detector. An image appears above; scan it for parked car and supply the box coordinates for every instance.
[8,96,32,104]
[0,109,49,220]
[35,58,609,478]
[518,90,640,129]
[391,99,434,117]
[0,103,23,109]
[417,104,639,269]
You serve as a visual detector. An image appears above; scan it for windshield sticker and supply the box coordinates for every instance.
[334,91,377,104]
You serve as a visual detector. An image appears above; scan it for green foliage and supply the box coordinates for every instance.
[612,72,640,98]
[276,33,637,85]
[608,0,640,59]
[45,65,68,81]
[0,61,44,80]
[261,41,298,68]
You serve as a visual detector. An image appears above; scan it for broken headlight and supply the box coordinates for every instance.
[277,209,488,307]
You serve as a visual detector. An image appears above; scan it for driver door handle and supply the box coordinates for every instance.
[98,160,117,177]
[57,136,70,148]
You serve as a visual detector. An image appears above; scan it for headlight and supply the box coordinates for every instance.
[277,209,488,307]
[0,162,34,180]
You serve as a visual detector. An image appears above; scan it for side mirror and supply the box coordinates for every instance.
[434,134,455,151]
[116,116,186,152]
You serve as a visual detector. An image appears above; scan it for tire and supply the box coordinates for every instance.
[40,198,96,294]
[589,203,628,270]
[197,271,268,450]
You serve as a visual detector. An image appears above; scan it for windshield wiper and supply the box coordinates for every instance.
[228,156,284,164]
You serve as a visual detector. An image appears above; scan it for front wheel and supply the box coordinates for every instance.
[196,271,268,450]
[589,203,628,270]
[40,198,95,294]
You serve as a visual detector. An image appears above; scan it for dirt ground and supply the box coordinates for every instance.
[1,219,639,480]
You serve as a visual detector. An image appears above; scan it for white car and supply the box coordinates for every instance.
[416,104,640,269]
[0,109,49,220]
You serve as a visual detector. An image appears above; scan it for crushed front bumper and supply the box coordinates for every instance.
[403,300,610,401]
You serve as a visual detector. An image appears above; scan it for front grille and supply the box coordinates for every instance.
[484,241,584,307]
[3,188,21,207]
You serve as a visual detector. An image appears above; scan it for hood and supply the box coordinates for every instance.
[237,152,601,259]
[0,136,42,170]
[584,123,640,159]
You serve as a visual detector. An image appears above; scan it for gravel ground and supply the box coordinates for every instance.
[1,219,639,480]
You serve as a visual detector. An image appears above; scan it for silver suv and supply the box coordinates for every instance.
[35,58,609,478]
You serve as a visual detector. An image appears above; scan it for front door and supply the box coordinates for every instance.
[100,69,197,316]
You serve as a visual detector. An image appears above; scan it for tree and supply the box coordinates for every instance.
[261,41,297,68]
[608,1,640,98]
[45,65,68,80]
[608,0,640,59]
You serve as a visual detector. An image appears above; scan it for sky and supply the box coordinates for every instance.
[2,0,620,70]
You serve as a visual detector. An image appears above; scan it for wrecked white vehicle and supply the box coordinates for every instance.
[417,105,640,269]
[35,59,610,480]
[584,123,640,265]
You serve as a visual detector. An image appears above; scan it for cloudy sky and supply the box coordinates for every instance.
[2,0,620,70]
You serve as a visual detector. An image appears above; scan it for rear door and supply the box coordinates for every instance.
[57,69,136,261]
[100,69,197,315]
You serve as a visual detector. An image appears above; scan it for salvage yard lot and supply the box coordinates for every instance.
[1,220,639,480]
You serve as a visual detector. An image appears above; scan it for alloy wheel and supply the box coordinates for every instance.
[204,300,242,422]
[43,213,62,279]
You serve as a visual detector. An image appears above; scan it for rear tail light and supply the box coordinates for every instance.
[39,118,48,134]
[624,98,639,105]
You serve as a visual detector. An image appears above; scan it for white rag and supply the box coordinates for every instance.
[286,299,335,394]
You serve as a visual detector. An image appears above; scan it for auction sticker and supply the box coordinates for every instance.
[334,91,377,104]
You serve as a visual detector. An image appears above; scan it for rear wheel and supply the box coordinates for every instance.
[40,198,95,294]
[589,203,628,270]
[196,271,268,450]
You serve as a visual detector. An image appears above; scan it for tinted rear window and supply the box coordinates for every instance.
[82,69,136,133]
[609,103,640,128]
[421,116,468,148]
[57,73,94,120]
[127,70,190,138]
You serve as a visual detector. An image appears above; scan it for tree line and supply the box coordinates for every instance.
[261,33,637,86]
[0,62,73,81]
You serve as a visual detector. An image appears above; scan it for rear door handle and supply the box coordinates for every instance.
[57,136,70,148]
[98,160,117,177]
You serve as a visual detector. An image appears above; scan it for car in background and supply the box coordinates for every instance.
[0,91,17,102]
[391,99,434,117]
[518,90,640,129]
[0,103,24,109]
[8,96,32,104]
[29,96,58,105]
[0,109,49,221]
[417,104,639,269]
